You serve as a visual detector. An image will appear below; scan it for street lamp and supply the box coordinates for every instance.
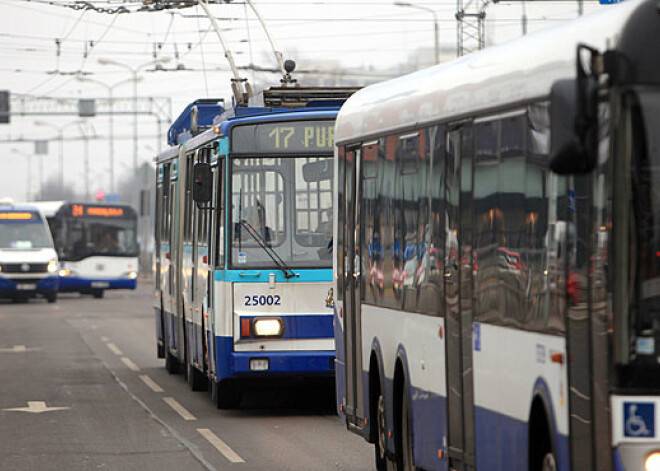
[394,1,440,64]
[97,57,171,179]
[34,119,81,196]
[75,75,142,196]
[11,148,33,200]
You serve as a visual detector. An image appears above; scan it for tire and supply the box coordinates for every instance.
[165,350,180,374]
[47,292,57,303]
[397,382,416,471]
[212,379,241,409]
[375,392,388,471]
[187,361,208,392]
[93,290,104,299]
[157,342,165,359]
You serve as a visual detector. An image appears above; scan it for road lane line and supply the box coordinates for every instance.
[107,343,123,356]
[163,397,196,421]
[139,374,164,393]
[197,428,245,463]
[121,357,140,372]
[100,336,109,342]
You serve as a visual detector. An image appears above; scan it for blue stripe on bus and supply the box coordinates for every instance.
[0,275,58,294]
[231,350,334,375]
[59,277,137,290]
[240,314,333,339]
[213,268,332,283]
[474,406,569,471]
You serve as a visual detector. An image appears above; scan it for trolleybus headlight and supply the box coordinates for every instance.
[47,260,59,273]
[253,318,284,337]
[645,452,660,471]
[59,268,71,277]
[126,271,138,279]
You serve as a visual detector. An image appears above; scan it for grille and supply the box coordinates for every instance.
[1,263,49,273]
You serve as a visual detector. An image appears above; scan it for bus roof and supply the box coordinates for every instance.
[335,0,644,144]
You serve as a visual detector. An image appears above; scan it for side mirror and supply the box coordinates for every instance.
[550,45,600,175]
[192,162,212,205]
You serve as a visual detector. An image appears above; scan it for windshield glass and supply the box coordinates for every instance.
[231,157,332,268]
[59,217,138,261]
[0,221,52,249]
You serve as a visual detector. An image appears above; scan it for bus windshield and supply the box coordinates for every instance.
[231,156,333,269]
[58,217,138,261]
[0,221,52,249]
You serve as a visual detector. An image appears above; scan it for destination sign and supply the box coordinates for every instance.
[231,121,335,154]
[71,205,125,218]
[0,212,39,221]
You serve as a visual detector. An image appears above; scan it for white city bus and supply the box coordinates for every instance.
[32,201,138,298]
[333,1,660,470]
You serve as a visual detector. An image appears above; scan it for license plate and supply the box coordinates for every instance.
[91,282,109,288]
[16,283,36,290]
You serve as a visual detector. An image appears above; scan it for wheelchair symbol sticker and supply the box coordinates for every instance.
[623,402,655,438]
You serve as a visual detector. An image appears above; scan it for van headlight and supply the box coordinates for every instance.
[645,452,660,471]
[47,260,59,273]
[253,318,284,337]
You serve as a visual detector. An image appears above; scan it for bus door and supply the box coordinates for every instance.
[342,146,365,431]
[444,125,476,470]
[206,156,223,380]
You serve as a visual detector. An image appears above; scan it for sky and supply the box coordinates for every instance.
[0,0,605,203]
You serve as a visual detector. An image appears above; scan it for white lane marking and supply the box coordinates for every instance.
[3,401,70,413]
[121,357,140,372]
[107,343,123,356]
[198,428,245,463]
[100,336,109,342]
[163,397,196,421]
[0,345,41,353]
[139,374,164,393]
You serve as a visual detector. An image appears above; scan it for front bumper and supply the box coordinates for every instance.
[0,275,58,296]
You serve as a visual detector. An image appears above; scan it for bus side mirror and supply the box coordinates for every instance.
[192,162,212,205]
[550,45,600,175]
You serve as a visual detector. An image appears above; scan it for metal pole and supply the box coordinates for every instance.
[133,70,138,178]
[27,156,31,201]
[109,88,115,195]
[433,13,440,63]
[58,130,64,195]
[39,155,44,199]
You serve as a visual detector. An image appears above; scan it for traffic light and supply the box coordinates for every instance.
[0,90,9,124]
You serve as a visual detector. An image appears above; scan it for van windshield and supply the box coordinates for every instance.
[0,222,52,249]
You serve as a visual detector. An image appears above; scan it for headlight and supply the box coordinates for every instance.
[126,271,138,279]
[646,452,660,471]
[59,268,71,277]
[253,318,284,337]
[47,260,58,273]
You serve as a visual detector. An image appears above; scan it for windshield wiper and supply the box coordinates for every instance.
[239,219,296,279]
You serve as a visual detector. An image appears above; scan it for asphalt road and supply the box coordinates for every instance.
[0,280,374,471]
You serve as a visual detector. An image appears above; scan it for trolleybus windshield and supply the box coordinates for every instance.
[231,156,333,268]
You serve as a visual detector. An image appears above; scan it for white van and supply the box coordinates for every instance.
[0,204,59,302]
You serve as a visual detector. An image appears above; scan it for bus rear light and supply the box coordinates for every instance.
[646,452,660,471]
[253,318,284,337]
[249,358,269,371]
[203,255,208,264]
[240,318,251,338]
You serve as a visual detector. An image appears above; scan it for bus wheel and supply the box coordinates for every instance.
[47,292,57,303]
[93,290,104,299]
[213,379,241,409]
[165,350,180,374]
[375,393,388,471]
[187,362,208,392]
[541,453,557,471]
[399,384,416,471]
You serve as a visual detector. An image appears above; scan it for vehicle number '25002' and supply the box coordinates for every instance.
[244,295,281,306]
